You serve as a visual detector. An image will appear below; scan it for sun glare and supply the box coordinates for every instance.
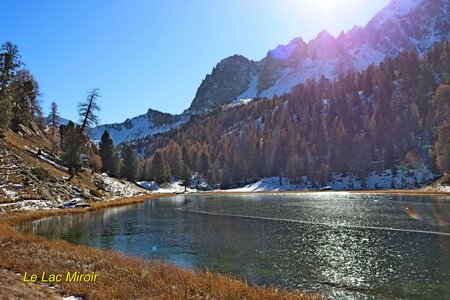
[290,0,356,12]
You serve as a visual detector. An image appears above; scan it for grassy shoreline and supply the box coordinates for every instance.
[1,189,447,299]
[0,193,320,299]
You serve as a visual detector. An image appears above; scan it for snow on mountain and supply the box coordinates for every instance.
[370,0,422,27]
[91,109,188,144]
[93,0,449,144]
[187,0,450,111]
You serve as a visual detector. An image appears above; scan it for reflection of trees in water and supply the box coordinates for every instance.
[21,205,140,245]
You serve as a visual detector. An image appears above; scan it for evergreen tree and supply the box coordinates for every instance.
[60,121,82,179]
[180,163,192,192]
[10,69,38,131]
[151,151,170,184]
[120,145,138,181]
[99,130,116,175]
[111,152,122,177]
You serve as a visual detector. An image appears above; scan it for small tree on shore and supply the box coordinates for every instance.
[60,121,82,179]
[180,163,192,192]
[120,145,138,181]
[99,130,116,175]
[151,151,170,184]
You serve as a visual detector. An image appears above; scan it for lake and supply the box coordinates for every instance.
[18,193,450,299]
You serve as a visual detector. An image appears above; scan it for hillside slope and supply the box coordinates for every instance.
[130,41,449,190]
[0,127,147,213]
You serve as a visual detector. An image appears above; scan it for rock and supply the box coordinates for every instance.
[29,121,43,136]
[40,187,53,200]
[18,124,33,137]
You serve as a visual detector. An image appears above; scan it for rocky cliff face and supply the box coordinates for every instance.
[188,55,259,111]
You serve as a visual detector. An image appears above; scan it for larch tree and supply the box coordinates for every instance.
[0,42,21,137]
[199,150,210,176]
[78,88,101,135]
[48,101,60,154]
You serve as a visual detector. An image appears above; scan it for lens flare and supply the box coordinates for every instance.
[405,206,421,221]
[401,150,422,169]
[404,205,449,227]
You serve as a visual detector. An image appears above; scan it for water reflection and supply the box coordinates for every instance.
[18,194,450,299]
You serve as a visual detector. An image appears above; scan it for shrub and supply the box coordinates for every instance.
[31,167,55,181]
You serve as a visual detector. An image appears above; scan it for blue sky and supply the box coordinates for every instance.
[0,0,389,124]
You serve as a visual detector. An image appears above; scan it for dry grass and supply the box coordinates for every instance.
[2,194,166,225]
[0,195,320,300]
[0,269,61,300]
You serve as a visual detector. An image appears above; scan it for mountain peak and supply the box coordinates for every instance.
[311,30,336,46]
[269,37,306,60]
[316,29,334,39]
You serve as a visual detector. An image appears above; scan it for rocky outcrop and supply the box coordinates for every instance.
[188,55,259,111]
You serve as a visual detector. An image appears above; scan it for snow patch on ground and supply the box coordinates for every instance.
[0,200,54,212]
[224,98,254,109]
[95,174,148,198]
[237,74,259,99]
[138,180,197,194]
[37,154,66,172]
[227,167,436,192]
[226,177,289,192]
[1,187,17,199]
[259,58,338,98]
[25,147,67,172]
[437,185,450,192]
